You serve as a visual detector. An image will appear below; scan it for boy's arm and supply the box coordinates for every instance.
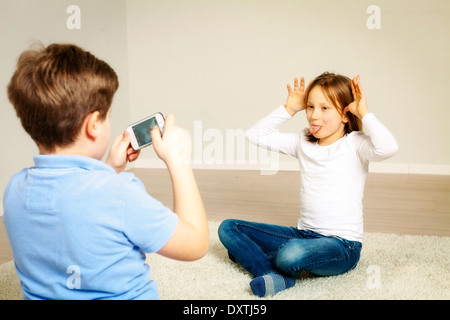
[151,114,209,261]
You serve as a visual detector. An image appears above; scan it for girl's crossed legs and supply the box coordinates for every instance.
[218,219,362,297]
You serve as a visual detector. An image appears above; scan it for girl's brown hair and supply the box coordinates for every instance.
[304,72,361,143]
[7,43,119,151]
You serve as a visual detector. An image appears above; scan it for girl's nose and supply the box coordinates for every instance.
[311,109,320,120]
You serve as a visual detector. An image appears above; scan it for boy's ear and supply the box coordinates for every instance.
[85,111,101,140]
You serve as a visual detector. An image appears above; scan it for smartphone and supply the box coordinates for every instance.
[126,112,165,150]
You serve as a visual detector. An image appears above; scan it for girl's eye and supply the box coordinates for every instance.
[322,106,329,110]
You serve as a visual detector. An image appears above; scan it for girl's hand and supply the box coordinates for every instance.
[344,75,369,120]
[285,77,308,116]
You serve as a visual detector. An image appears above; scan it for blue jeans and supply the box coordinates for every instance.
[218,219,362,278]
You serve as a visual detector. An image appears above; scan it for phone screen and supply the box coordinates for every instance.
[131,116,159,148]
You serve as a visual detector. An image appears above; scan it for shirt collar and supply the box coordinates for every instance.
[33,154,115,173]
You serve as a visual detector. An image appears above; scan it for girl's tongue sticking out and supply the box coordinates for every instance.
[309,125,321,134]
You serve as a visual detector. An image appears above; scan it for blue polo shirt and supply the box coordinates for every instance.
[3,155,178,300]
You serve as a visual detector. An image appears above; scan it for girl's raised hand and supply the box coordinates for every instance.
[344,75,369,120]
[285,77,307,116]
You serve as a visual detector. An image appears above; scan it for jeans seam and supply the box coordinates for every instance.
[234,221,298,240]
[301,252,354,275]
[296,239,361,275]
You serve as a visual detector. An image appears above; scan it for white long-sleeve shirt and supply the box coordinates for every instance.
[246,106,398,242]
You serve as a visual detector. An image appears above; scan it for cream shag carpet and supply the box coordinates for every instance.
[1,221,449,300]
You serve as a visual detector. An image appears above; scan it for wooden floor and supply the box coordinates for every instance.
[1,169,449,264]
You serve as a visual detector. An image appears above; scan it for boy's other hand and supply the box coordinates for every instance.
[151,114,192,167]
[106,131,140,173]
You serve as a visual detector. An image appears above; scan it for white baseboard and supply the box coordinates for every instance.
[128,159,297,175]
[369,163,450,175]
[129,159,450,175]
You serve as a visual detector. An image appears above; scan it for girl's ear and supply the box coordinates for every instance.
[342,109,349,124]
[342,114,349,124]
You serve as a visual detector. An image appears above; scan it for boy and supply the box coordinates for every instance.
[4,43,208,299]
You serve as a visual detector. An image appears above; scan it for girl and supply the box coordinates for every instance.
[218,72,398,297]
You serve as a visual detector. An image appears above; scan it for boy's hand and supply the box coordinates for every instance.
[344,75,369,120]
[285,77,308,116]
[151,114,192,167]
[106,131,140,173]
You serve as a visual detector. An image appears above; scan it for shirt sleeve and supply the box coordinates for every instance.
[355,113,399,162]
[245,105,300,157]
[122,176,178,253]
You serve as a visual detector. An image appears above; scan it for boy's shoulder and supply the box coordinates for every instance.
[3,156,151,216]
[5,155,144,193]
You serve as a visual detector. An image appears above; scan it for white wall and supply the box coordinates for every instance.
[127,0,450,174]
[0,0,130,203]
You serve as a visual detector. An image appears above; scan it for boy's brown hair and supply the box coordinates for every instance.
[7,43,119,151]
[304,72,362,143]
